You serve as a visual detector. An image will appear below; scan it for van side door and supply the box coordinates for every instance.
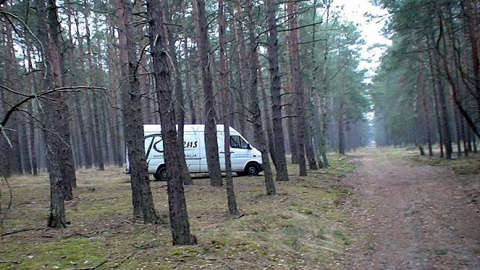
[229,135,251,171]
[183,132,201,173]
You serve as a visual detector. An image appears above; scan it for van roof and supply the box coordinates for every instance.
[143,124,238,133]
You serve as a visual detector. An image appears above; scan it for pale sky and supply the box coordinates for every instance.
[332,0,392,79]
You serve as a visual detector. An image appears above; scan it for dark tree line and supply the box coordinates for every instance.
[372,0,479,158]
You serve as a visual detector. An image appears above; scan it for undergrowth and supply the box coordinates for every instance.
[0,156,353,269]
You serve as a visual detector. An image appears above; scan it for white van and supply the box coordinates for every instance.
[128,124,263,181]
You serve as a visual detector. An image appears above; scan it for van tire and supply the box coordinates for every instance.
[154,166,168,181]
[244,162,260,176]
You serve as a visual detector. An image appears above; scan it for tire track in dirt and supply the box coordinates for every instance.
[340,148,480,269]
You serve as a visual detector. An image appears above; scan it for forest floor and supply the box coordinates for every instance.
[0,147,479,269]
[338,147,480,269]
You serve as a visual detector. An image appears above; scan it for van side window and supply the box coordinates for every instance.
[230,135,249,149]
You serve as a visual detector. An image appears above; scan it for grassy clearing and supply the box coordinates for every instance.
[1,156,354,269]
[376,145,480,176]
[407,149,480,175]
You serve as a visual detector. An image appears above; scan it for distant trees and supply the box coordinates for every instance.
[373,0,479,157]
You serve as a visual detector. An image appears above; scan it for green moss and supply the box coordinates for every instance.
[325,155,356,177]
[434,248,449,255]
[1,238,107,269]
[291,205,315,215]
[385,150,405,160]
[449,160,480,175]
[411,154,480,175]
[333,230,351,246]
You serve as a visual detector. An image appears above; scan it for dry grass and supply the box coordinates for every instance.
[0,156,354,269]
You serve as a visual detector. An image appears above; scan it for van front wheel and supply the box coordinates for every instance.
[244,163,260,176]
[154,166,168,181]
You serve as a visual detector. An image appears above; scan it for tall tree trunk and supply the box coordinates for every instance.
[48,0,76,198]
[117,0,159,223]
[460,115,468,157]
[147,0,197,245]
[308,0,321,169]
[232,0,248,137]
[246,0,275,195]
[338,102,346,155]
[259,68,276,168]
[319,1,333,167]
[24,33,39,175]
[266,0,289,181]
[163,0,193,185]
[430,5,453,159]
[181,1,196,125]
[464,0,480,99]
[35,0,68,228]
[83,0,105,170]
[287,1,307,175]
[65,3,87,169]
[218,0,238,215]
[192,0,223,186]
[285,67,297,164]
[75,13,94,169]
[105,19,126,168]
[420,83,433,156]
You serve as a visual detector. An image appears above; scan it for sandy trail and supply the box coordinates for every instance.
[341,148,480,269]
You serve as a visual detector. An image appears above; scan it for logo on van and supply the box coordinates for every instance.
[184,141,198,149]
[153,140,163,153]
[152,140,198,153]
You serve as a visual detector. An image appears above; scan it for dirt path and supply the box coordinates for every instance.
[340,148,480,269]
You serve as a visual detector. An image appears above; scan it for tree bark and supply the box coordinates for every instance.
[308,0,321,169]
[117,0,159,223]
[35,0,68,228]
[464,0,480,99]
[266,0,289,181]
[47,0,76,198]
[287,1,307,175]
[319,1,333,167]
[218,0,239,215]
[338,102,346,155]
[181,1,196,125]
[192,0,223,186]
[246,0,276,195]
[420,74,433,156]
[147,0,197,245]
[83,0,105,171]
[163,0,193,185]
[232,0,248,137]
[75,11,94,169]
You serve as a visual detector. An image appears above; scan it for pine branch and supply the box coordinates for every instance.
[0,86,107,128]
